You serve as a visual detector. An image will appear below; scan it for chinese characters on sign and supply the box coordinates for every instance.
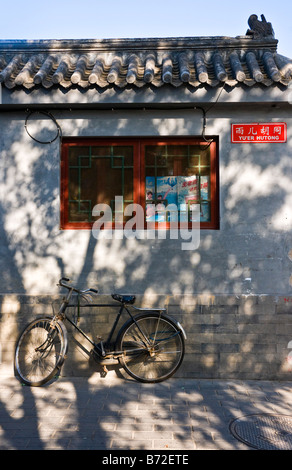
[231,123,287,143]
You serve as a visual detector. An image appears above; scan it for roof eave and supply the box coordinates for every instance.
[0,36,279,54]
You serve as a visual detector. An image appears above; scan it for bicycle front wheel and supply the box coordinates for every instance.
[117,312,185,383]
[14,316,68,387]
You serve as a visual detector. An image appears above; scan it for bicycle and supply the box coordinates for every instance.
[14,278,186,386]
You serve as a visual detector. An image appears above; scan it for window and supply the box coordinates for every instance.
[61,137,219,230]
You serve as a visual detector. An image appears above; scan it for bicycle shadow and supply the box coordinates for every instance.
[70,333,128,380]
[5,328,289,451]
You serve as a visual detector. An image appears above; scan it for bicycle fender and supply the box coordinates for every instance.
[176,321,187,340]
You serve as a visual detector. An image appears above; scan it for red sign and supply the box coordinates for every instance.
[231,123,287,143]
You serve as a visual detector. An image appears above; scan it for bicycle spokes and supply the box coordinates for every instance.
[15,318,67,387]
[117,313,185,383]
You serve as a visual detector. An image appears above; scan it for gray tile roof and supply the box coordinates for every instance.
[0,31,291,91]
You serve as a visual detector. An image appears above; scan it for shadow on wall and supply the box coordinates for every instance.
[0,106,292,378]
[0,104,292,449]
[0,108,291,298]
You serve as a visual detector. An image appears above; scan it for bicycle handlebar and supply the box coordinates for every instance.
[58,277,98,294]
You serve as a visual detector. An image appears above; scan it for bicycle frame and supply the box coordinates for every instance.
[55,278,185,362]
[64,301,130,355]
[56,283,165,358]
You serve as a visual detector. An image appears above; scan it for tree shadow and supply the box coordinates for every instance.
[0,88,292,449]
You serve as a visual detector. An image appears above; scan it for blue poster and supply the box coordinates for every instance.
[146,176,178,221]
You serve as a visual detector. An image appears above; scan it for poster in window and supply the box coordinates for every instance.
[200,176,210,222]
[146,176,178,221]
[156,176,178,205]
[146,176,155,202]
[157,176,178,222]
[145,176,156,221]
[177,176,199,222]
[146,176,178,203]
[177,176,199,204]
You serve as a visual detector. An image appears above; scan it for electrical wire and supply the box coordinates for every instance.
[24,110,62,144]
[24,84,225,145]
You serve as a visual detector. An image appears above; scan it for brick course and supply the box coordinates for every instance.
[1,294,292,380]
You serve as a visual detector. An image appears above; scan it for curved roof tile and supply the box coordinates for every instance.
[0,34,291,91]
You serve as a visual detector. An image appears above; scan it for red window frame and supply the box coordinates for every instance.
[60,136,219,230]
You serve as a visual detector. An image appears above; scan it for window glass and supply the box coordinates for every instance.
[67,145,133,222]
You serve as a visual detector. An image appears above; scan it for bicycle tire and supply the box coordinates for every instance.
[116,312,185,383]
[14,316,68,387]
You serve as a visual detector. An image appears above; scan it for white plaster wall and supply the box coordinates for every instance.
[0,104,291,296]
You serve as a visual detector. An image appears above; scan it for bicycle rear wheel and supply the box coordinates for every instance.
[117,312,185,383]
[14,316,68,387]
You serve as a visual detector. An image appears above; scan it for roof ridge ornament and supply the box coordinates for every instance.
[246,14,275,39]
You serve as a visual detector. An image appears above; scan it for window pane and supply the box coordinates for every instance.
[145,144,211,222]
[68,145,133,222]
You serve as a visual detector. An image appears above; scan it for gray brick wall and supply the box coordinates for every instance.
[1,293,292,381]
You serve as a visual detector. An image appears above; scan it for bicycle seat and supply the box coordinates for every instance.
[112,294,136,305]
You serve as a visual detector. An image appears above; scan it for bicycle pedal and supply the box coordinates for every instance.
[101,365,108,377]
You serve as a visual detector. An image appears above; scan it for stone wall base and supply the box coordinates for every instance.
[1,293,292,381]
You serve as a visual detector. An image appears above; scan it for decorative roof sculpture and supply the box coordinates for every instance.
[246,14,275,38]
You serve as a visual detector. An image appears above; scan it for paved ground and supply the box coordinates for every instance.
[1,373,292,451]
